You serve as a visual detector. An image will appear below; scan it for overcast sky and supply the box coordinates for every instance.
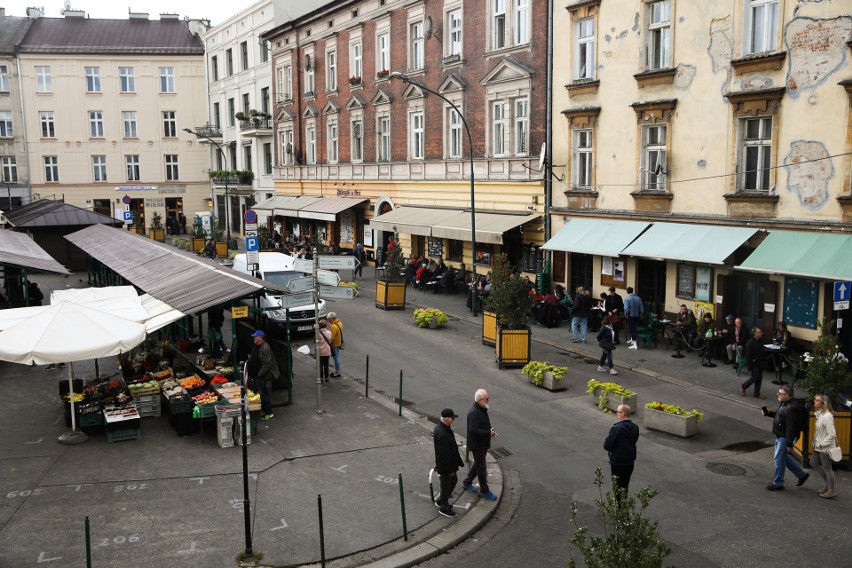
[1,0,254,26]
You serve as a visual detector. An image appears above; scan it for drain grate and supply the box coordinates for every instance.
[706,462,747,477]
[721,440,773,453]
[488,446,514,459]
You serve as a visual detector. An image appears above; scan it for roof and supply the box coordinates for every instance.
[542,218,650,257]
[369,207,540,245]
[0,230,71,274]
[621,222,759,265]
[64,224,289,315]
[252,195,300,211]
[0,16,33,56]
[19,17,204,55]
[736,231,852,281]
[4,200,120,228]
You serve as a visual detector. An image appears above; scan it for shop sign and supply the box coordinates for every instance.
[231,306,249,319]
[336,188,361,197]
[158,184,186,194]
[144,198,165,208]
[115,185,157,191]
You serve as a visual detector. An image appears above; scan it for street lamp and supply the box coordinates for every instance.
[183,128,231,247]
[388,72,479,315]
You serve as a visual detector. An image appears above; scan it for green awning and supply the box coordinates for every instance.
[542,218,650,257]
[737,231,852,280]
[621,222,759,265]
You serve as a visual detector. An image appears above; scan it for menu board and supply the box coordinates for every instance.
[677,264,695,299]
[521,246,543,273]
[428,237,443,258]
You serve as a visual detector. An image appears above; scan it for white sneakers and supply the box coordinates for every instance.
[597,366,606,372]
[628,339,638,350]
[610,368,618,375]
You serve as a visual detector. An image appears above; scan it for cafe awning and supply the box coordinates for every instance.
[736,231,852,280]
[251,195,299,211]
[369,207,453,237]
[542,218,650,257]
[432,211,540,245]
[273,196,323,217]
[298,197,368,222]
[621,222,759,265]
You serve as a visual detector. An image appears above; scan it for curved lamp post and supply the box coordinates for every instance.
[183,128,231,247]
[388,71,479,315]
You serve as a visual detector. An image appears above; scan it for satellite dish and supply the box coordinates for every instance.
[538,142,546,173]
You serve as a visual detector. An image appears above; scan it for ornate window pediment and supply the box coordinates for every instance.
[345,93,366,110]
[371,89,393,106]
[480,57,533,86]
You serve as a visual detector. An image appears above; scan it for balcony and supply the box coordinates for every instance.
[209,169,255,191]
[189,124,222,139]
[239,118,272,136]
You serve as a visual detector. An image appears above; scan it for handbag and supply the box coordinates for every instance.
[598,339,616,352]
[827,446,842,462]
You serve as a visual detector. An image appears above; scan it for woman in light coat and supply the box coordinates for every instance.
[811,394,838,499]
[317,319,332,382]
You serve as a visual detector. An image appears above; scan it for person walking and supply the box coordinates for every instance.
[178,212,187,235]
[604,287,624,344]
[571,286,592,343]
[433,408,465,518]
[317,319,332,382]
[207,306,228,358]
[624,287,644,350]
[353,243,366,280]
[811,394,838,499]
[604,404,639,501]
[328,312,344,378]
[28,281,44,306]
[247,330,279,421]
[462,389,498,501]
[596,315,618,375]
[764,385,809,491]
[740,327,767,399]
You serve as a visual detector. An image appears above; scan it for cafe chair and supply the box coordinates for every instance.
[735,354,749,376]
[636,314,657,348]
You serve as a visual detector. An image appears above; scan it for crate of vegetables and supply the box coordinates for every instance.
[127,379,160,397]
[179,375,205,390]
[192,390,225,419]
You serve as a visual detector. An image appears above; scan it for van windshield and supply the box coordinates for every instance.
[263,271,303,288]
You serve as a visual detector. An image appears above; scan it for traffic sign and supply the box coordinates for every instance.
[246,250,259,265]
[231,306,249,319]
[834,281,851,311]
[244,229,257,238]
[245,237,259,252]
[320,285,354,300]
[278,291,315,308]
[123,211,133,222]
[293,258,314,273]
[316,270,341,286]
[288,276,315,293]
[245,223,258,232]
[318,255,357,270]
[244,209,258,224]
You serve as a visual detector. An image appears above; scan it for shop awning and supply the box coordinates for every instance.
[736,231,852,280]
[298,197,369,222]
[0,229,71,274]
[273,196,323,217]
[542,218,650,257]
[432,212,540,245]
[621,222,759,265]
[251,195,299,211]
[369,207,457,237]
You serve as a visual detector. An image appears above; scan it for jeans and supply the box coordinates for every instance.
[571,317,588,342]
[773,436,805,487]
[627,316,640,342]
[331,346,341,372]
[610,463,634,502]
[463,449,489,493]
[320,356,330,380]
[599,349,613,369]
[255,377,272,415]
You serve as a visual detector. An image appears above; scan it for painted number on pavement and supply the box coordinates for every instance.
[114,482,148,492]
[374,475,399,485]
[98,535,140,547]
[7,488,42,498]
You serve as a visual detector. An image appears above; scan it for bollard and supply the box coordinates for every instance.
[398,369,403,416]
[85,516,92,568]
[398,473,408,541]
[318,494,326,567]
[365,354,370,398]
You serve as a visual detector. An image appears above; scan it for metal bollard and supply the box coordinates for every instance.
[318,494,326,567]
[365,354,370,398]
[398,369,403,416]
[85,516,92,568]
[398,473,408,541]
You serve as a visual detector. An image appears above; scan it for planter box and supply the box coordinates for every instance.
[496,325,531,369]
[644,407,698,438]
[530,371,567,392]
[215,241,228,258]
[591,387,637,413]
[794,408,851,462]
[149,228,165,242]
[190,237,206,252]
[482,311,498,346]
[376,281,406,310]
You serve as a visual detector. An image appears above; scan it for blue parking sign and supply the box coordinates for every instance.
[123,211,133,222]
[245,236,259,251]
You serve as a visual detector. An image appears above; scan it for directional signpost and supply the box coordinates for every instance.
[293,258,314,273]
[318,255,357,270]
[288,276,315,294]
[320,285,354,300]
[316,270,341,286]
[279,291,315,308]
[834,281,851,311]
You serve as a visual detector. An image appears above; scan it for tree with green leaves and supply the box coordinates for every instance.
[805,318,852,404]
[192,214,205,238]
[483,252,532,328]
[383,227,406,283]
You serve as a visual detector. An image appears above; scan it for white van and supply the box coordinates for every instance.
[233,252,328,335]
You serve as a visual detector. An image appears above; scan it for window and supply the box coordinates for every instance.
[306,125,316,164]
[0,65,8,92]
[514,98,529,155]
[305,57,315,94]
[327,123,339,163]
[647,1,671,70]
[85,66,101,92]
[641,125,667,190]
[92,155,107,182]
[1,156,17,182]
[163,111,176,138]
[741,117,772,191]
[281,128,294,165]
[0,112,12,137]
[88,111,104,137]
[260,41,269,63]
[351,42,362,79]
[282,65,292,99]
[326,50,337,90]
[44,156,59,182]
[261,87,270,114]
[448,108,462,158]
[159,67,175,93]
[493,0,506,49]
[514,0,530,45]
[746,0,778,54]
[125,155,140,181]
[410,111,424,160]
[226,48,234,75]
[448,10,463,56]
[122,111,137,138]
[165,154,179,181]
[410,22,424,70]
[351,118,363,162]
[213,102,221,128]
[377,33,390,74]
[242,93,250,116]
[574,18,595,80]
[35,66,51,92]
[228,98,235,126]
[378,116,391,161]
[240,41,249,70]
[210,56,218,81]
[492,102,506,156]
[263,143,272,174]
[119,67,135,92]
[244,146,252,172]
[572,129,593,189]
[448,239,463,262]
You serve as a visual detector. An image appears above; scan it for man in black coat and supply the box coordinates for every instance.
[604,287,624,344]
[433,408,464,518]
[462,389,498,501]
[604,404,639,501]
[740,327,767,399]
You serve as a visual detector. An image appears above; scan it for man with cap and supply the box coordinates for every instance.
[247,330,279,421]
[462,389,498,501]
[433,408,465,518]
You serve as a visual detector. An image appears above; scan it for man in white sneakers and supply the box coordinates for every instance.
[623,287,644,350]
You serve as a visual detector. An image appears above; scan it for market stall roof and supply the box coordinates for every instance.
[4,199,119,228]
[251,195,300,211]
[51,286,185,333]
[368,207,451,237]
[0,229,71,274]
[542,218,650,257]
[736,231,852,280]
[431,211,541,245]
[621,222,759,265]
[64,224,288,315]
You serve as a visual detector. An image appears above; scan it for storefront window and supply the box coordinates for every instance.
[476,244,493,267]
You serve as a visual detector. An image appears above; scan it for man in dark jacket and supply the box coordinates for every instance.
[462,389,498,501]
[765,385,808,491]
[740,327,767,399]
[571,286,593,343]
[604,404,639,501]
[604,287,624,344]
[725,317,749,364]
[433,408,465,518]
[247,330,279,421]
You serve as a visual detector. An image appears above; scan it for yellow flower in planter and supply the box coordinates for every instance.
[412,307,448,328]
[645,401,703,421]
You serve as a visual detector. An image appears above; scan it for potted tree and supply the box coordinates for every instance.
[484,253,533,369]
[644,401,703,438]
[522,361,567,392]
[190,215,206,252]
[213,219,228,258]
[376,228,406,310]
[148,212,165,242]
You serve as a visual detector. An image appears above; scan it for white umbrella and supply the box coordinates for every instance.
[0,300,147,444]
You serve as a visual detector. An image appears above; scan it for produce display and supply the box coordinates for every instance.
[179,376,205,390]
[192,391,218,405]
[128,380,160,393]
[160,379,186,399]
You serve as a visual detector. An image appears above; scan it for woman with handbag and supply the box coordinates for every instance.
[317,320,332,382]
[596,315,618,376]
[811,394,838,499]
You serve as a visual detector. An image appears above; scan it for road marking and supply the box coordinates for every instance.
[364,412,380,420]
[415,435,429,445]
[25,438,44,444]
[229,498,245,513]
[177,542,197,554]
[290,449,306,458]
[189,477,210,485]
[73,484,92,492]
[37,552,62,563]
[53,416,62,425]
[330,464,348,473]
[270,518,289,531]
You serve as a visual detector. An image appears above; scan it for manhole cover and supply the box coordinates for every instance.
[721,440,773,453]
[488,446,514,459]
[706,462,747,476]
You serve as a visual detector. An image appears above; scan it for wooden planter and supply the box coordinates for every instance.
[482,310,498,346]
[529,371,567,392]
[215,241,228,257]
[496,325,531,369]
[591,388,638,413]
[376,281,406,310]
[644,407,699,438]
[794,409,851,462]
[190,237,206,252]
[149,228,165,242]
[127,226,145,235]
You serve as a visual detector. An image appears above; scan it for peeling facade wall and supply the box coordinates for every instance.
[783,140,834,209]
[785,16,852,96]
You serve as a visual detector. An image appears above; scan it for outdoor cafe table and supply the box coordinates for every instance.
[765,344,789,385]
[700,332,727,368]
[663,322,687,359]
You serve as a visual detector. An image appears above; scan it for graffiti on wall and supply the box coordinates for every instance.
[783,140,835,209]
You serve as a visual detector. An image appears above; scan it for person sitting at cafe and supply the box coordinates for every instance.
[454,263,469,293]
[523,275,534,292]
[588,292,607,332]
[693,313,715,350]
[676,304,698,347]
[555,285,573,320]
[772,321,792,348]
[725,316,750,365]
[537,289,561,328]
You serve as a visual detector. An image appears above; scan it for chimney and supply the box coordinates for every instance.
[63,9,86,18]
[26,7,44,18]
[128,11,149,20]
[0,8,6,17]
[159,13,179,20]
